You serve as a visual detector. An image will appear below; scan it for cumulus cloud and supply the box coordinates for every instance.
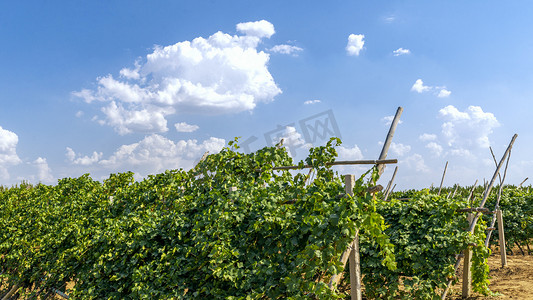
[403,153,430,173]
[73,20,282,135]
[419,133,437,141]
[99,134,226,175]
[393,48,410,56]
[175,122,199,132]
[337,144,364,161]
[346,34,365,56]
[236,20,275,38]
[269,126,311,157]
[34,157,54,184]
[439,105,500,150]
[269,44,303,56]
[0,126,22,180]
[411,79,431,93]
[304,100,321,105]
[425,142,443,156]
[381,115,403,126]
[66,147,103,165]
[411,79,450,97]
[389,142,411,157]
[438,89,451,98]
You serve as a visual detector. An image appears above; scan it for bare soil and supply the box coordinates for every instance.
[450,253,533,299]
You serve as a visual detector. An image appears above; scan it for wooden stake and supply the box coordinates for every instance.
[329,175,361,300]
[519,177,528,188]
[377,107,403,175]
[451,185,458,198]
[390,183,396,194]
[438,161,448,196]
[2,284,20,300]
[462,214,473,298]
[345,175,362,300]
[466,180,478,206]
[485,148,512,247]
[383,166,398,201]
[441,134,517,299]
[496,209,507,267]
[267,159,398,171]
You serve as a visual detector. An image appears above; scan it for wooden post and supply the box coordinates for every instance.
[451,185,458,198]
[441,134,518,300]
[2,284,20,300]
[345,175,362,300]
[383,166,398,201]
[328,175,362,298]
[462,214,473,298]
[438,161,448,196]
[496,209,507,267]
[518,177,528,188]
[467,180,478,207]
[377,107,403,176]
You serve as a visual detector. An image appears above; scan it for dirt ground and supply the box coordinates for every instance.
[450,253,533,299]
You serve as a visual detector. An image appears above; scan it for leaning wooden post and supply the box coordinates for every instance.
[377,107,403,176]
[383,166,398,201]
[438,161,448,196]
[2,284,20,300]
[462,213,473,298]
[496,209,507,267]
[345,175,362,300]
[518,177,528,188]
[441,134,517,300]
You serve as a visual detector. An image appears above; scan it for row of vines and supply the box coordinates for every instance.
[2,137,529,299]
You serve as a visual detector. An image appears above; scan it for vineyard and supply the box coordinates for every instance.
[1,136,531,299]
[1,108,531,299]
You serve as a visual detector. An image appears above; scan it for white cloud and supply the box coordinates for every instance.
[75,111,84,118]
[101,101,172,135]
[411,79,451,97]
[99,134,226,175]
[411,79,431,93]
[236,20,275,38]
[34,157,54,184]
[389,142,411,157]
[437,89,451,98]
[403,153,430,173]
[393,48,410,56]
[119,61,141,80]
[175,122,199,132]
[381,115,403,126]
[269,44,303,56]
[449,148,473,157]
[346,34,365,56]
[304,100,321,105]
[438,105,500,150]
[271,126,311,157]
[383,15,396,23]
[425,142,443,156]
[337,144,364,161]
[0,126,22,180]
[66,147,103,165]
[419,133,437,141]
[74,21,282,135]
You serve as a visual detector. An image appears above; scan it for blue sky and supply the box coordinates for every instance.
[1,1,532,189]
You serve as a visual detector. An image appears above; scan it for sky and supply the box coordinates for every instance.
[1,1,533,189]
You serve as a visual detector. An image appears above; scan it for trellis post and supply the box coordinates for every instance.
[462,213,473,298]
[496,209,507,267]
[345,174,362,300]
